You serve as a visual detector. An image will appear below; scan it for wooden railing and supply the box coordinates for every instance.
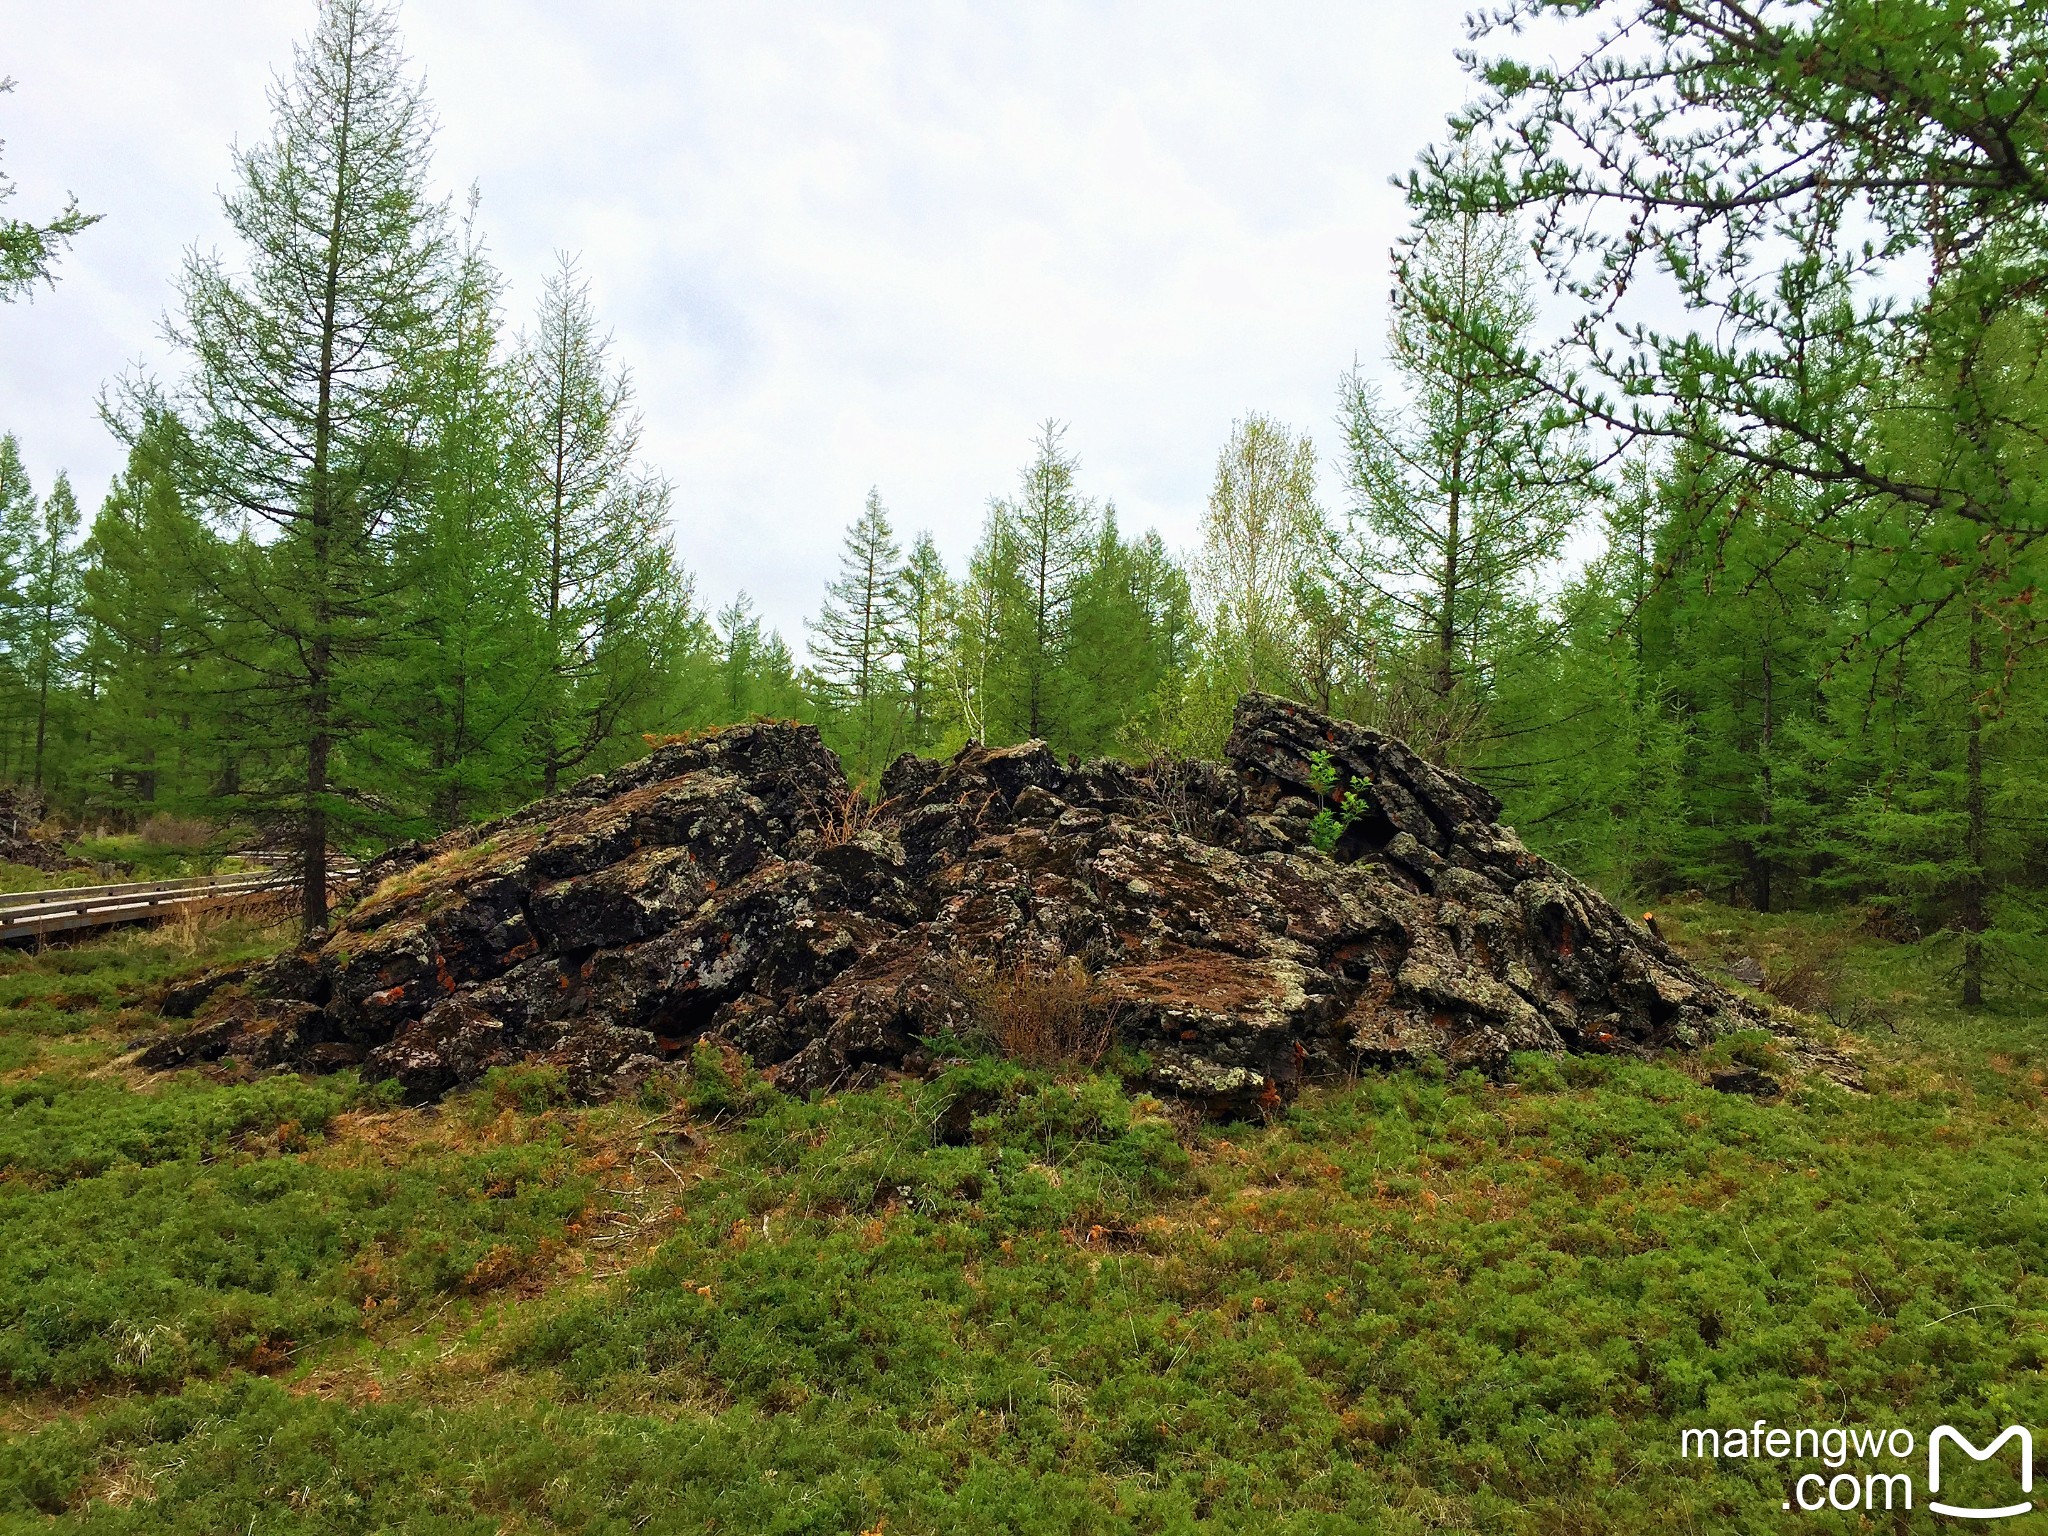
[0,862,354,941]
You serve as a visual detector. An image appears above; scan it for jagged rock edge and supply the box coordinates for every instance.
[141,694,1761,1116]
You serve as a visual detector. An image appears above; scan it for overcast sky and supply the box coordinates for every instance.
[0,1,1475,643]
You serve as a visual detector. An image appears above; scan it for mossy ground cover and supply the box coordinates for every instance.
[1,902,2044,1532]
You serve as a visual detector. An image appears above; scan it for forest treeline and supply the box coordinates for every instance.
[0,0,2042,1002]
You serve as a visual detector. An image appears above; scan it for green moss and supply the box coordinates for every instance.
[2,903,2043,1531]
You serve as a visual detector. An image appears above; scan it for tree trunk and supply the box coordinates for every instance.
[301,64,353,937]
[304,686,331,935]
[1436,442,1462,704]
[1962,601,1986,1007]
[31,632,51,790]
[1754,645,1774,914]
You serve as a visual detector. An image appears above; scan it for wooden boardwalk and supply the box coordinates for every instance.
[0,865,352,942]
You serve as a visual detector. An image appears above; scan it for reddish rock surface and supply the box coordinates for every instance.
[142,694,1757,1112]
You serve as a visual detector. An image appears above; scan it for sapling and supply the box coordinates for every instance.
[1306,748,1371,854]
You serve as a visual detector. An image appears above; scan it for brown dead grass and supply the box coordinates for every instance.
[353,831,533,920]
[957,959,1119,1070]
[815,786,896,850]
[641,723,732,751]
[135,812,215,850]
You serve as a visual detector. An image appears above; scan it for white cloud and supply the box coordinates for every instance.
[0,0,1471,643]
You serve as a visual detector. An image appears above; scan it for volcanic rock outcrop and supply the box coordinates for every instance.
[0,785,81,873]
[143,694,1757,1113]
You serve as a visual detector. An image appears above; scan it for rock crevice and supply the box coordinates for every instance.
[145,694,1756,1111]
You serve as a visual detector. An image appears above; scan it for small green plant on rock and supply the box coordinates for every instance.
[1306,748,1371,855]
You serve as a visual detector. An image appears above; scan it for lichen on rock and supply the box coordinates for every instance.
[141,693,1758,1114]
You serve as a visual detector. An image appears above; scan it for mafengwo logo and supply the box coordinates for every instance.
[1929,1426,2032,1521]
[1680,1420,2035,1518]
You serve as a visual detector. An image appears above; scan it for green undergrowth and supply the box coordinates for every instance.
[1,904,2045,1531]
[64,835,252,883]
[0,918,286,1079]
[0,837,257,894]
[0,866,100,897]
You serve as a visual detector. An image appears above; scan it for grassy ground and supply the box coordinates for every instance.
[0,900,2043,1532]
[0,832,260,894]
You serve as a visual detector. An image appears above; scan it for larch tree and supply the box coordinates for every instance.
[808,488,904,779]
[404,205,545,826]
[995,421,1094,742]
[79,415,209,811]
[715,592,802,722]
[893,531,954,752]
[1334,209,1582,765]
[0,433,33,622]
[119,0,448,932]
[1058,513,1197,758]
[1420,0,2048,1000]
[516,252,679,793]
[19,472,81,788]
[0,436,38,781]
[0,77,98,300]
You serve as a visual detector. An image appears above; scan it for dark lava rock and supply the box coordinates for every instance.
[140,694,1760,1113]
[1710,1066,1783,1098]
[0,785,84,873]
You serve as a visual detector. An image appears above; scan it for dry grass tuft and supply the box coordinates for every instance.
[957,959,1119,1070]
[815,787,895,850]
[355,834,517,917]
[642,724,729,751]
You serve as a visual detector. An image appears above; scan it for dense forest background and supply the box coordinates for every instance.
[0,0,2041,1004]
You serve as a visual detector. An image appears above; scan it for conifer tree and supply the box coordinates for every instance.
[1334,209,1583,766]
[0,434,30,540]
[119,0,449,931]
[1063,513,1196,757]
[1421,1,2048,998]
[516,253,680,793]
[994,422,1094,742]
[808,489,904,778]
[1512,457,1687,890]
[80,416,209,811]
[0,77,98,299]
[0,437,37,781]
[403,207,546,826]
[893,532,954,752]
[715,593,803,722]
[0,436,33,724]
[19,472,81,789]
